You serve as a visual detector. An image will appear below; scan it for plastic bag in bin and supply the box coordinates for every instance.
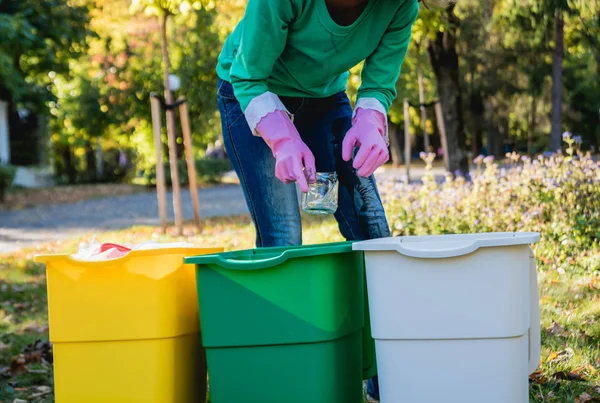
[71,237,195,261]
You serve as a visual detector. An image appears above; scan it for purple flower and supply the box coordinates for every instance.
[573,135,583,144]
[483,156,495,164]
[419,152,427,160]
[543,151,554,158]
[474,155,484,164]
[562,131,572,140]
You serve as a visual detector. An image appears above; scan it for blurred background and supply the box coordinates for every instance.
[0,0,598,191]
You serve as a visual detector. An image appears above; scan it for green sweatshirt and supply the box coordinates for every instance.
[217,0,419,117]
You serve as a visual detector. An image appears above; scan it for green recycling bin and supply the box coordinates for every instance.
[185,241,375,403]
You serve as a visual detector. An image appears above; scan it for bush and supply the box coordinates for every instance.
[196,158,231,184]
[101,148,136,183]
[380,134,600,273]
[0,165,17,202]
[137,158,231,187]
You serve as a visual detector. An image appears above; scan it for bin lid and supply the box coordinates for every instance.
[352,232,540,258]
[185,241,355,270]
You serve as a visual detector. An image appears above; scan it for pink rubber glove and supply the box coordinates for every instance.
[342,108,390,177]
[256,110,316,193]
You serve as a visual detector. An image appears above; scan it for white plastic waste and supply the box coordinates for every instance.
[71,236,195,261]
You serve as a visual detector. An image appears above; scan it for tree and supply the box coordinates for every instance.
[131,0,191,233]
[0,0,92,165]
[550,7,565,151]
[426,7,469,174]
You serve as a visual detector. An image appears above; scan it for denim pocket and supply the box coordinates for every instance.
[217,79,237,100]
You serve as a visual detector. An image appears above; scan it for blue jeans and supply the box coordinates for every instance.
[217,79,390,247]
[218,79,383,398]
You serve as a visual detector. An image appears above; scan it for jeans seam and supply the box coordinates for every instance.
[295,97,306,114]
[221,97,264,245]
[337,204,360,240]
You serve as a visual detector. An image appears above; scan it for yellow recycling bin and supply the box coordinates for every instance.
[35,246,222,403]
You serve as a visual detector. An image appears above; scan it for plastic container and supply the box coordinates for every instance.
[353,233,541,403]
[35,246,222,403]
[302,171,339,215]
[185,242,375,403]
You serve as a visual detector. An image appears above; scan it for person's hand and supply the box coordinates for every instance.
[256,110,316,192]
[342,108,389,177]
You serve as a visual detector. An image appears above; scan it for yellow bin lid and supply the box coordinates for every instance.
[35,247,223,343]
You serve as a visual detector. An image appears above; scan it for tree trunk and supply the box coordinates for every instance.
[469,90,484,156]
[550,9,564,151]
[485,99,504,158]
[85,140,97,182]
[528,95,537,155]
[61,145,77,184]
[426,10,469,175]
[416,43,430,152]
[388,122,403,167]
[160,11,183,234]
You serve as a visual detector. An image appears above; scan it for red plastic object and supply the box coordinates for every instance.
[99,243,131,253]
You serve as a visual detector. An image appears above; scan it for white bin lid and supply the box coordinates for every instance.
[352,232,540,258]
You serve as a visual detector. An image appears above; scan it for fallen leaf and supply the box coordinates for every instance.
[529,370,549,384]
[576,392,593,403]
[553,370,587,381]
[576,364,599,376]
[18,324,49,335]
[29,386,52,399]
[10,355,27,375]
[9,340,53,374]
[548,321,569,337]
[547,348,574,363]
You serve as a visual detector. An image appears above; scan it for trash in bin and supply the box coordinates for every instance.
[185,242,373,403]
[71,236,195,261]
[35,243,223,403]
[353,232,541,403]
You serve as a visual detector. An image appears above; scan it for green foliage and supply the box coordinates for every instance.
[4,0,598,181]
[0,164,16,201]
[0,0,93,108]
[44,0,222,184]
[383,136,600,273]
[379,0,600,156]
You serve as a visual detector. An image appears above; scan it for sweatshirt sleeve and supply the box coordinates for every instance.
[355,0,419,115]
[229,0,296,132]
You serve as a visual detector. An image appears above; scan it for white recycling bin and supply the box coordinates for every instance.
[353,232,541,403]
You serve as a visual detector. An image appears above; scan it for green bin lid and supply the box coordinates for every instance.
[185,241,355,270]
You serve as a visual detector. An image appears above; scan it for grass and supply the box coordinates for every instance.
[0,215,599,402]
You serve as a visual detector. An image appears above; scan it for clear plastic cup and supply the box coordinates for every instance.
[302,171,339,215]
